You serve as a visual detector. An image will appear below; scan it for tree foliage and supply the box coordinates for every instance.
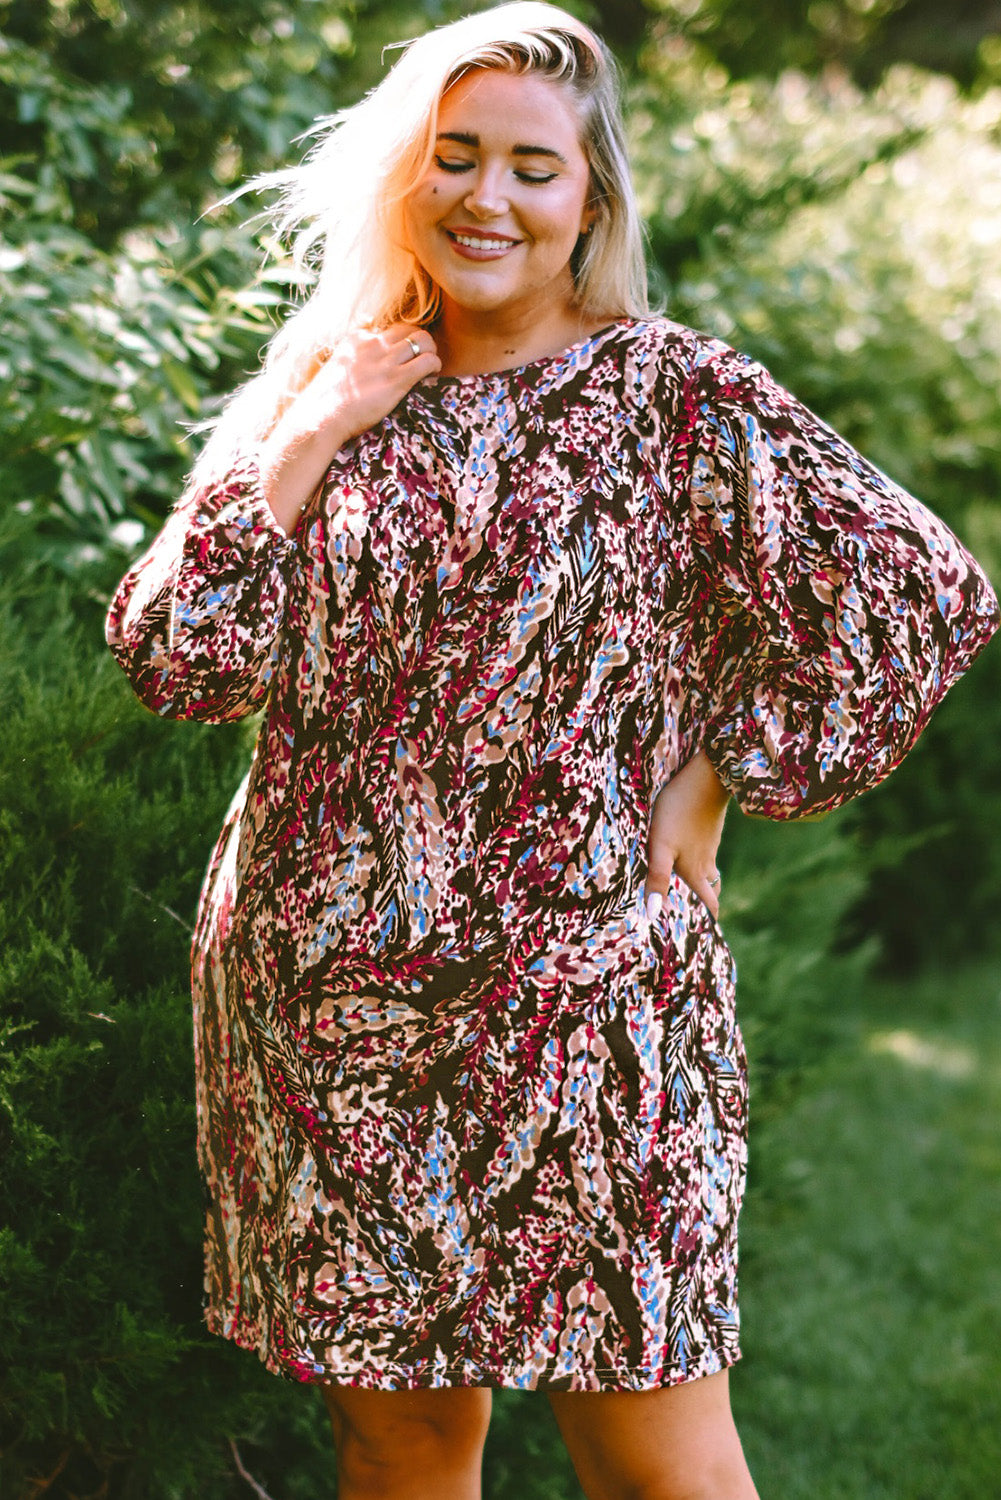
[643,0,1001,87]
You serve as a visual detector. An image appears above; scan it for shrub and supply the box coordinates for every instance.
[0,531,336,1496]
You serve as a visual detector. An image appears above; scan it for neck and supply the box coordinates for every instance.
[435,299,607,379]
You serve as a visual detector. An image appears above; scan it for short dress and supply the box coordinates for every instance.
[106,317,999,1391]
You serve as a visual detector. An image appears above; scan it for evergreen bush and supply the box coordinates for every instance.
[0,532,335,1496]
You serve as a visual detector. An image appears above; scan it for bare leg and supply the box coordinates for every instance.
[548,1370,759,1500]
[321,1384,492,1500]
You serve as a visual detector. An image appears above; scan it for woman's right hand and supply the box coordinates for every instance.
[257,322,441,535]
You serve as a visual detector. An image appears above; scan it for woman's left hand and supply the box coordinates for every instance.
[645,750,730,921]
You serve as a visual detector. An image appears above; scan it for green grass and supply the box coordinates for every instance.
[733,957,1001,1498]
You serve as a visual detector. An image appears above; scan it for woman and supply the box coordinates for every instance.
[106,4,999,1496]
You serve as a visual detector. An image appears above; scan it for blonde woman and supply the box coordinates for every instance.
[106,4,998,1496]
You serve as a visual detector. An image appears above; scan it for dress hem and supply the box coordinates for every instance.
[204,1306,742,1393]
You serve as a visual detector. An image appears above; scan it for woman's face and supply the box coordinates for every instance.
[403,69,596,327]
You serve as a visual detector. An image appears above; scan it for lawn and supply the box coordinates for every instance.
[734,957,1001,1499]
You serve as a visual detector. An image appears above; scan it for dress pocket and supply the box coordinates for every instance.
[666,868,724,940]
[642,869,735,1020]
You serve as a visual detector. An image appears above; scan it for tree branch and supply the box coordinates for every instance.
[229,1439,279,1500]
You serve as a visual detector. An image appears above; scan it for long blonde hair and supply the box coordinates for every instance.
[191,2,650,486]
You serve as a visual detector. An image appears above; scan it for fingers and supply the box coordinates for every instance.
[644,867,722,922]
[391,324,440,377]
[694,869,721,920]
[317,324,439,384]
[301,324,440,443]
[645,885,667,921]
[643,841,675,921]
[395,330,426,364]
[387,329,441,396]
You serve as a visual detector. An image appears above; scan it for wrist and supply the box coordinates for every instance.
[691,747,730,810]
[257,424,343,536]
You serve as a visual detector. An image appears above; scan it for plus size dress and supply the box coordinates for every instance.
[106,317,999,1390]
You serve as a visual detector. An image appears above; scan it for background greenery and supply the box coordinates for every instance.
[1,0,999,1494]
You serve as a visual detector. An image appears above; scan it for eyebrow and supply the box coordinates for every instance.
[435,130,567,164]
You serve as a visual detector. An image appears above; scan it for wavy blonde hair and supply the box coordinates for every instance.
[191,2,649,484]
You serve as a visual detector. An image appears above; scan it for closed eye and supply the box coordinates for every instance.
[432,155,558,185]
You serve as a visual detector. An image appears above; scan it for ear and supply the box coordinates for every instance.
[579,197,599,237]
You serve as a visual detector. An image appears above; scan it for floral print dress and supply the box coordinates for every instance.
[106,318,998,1391]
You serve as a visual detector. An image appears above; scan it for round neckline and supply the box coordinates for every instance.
[423,317,637,387]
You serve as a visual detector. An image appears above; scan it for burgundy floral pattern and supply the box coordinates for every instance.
[107,318,998,1390]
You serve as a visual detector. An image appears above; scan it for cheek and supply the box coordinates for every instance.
[406,184,444,237]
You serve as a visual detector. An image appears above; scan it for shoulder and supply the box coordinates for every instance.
[608,315,704,373]
[608,315,730,363]
[607,317,769,404]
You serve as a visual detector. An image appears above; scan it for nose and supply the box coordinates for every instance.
[463,165,508,219]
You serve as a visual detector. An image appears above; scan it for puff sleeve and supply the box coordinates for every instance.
[687,343,999,819]
[105,452,300,722]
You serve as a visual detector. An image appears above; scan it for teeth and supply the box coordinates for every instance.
[452,234,514,250]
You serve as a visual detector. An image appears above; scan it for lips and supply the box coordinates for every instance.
[445,227,522,258]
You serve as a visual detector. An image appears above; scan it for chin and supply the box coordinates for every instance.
[441,283,519,316]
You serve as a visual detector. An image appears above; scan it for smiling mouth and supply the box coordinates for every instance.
[446,229,521,254]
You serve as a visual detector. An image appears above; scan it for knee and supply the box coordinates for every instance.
[324,1387,491,1495]
[339,1421,453,1483]
[571,1446,756,1500]
[586,1483,702,1500]
[607,1463,755,1500]
[350,1412,486,1463]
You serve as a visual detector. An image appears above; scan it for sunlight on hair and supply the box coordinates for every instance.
[190,2,649,491]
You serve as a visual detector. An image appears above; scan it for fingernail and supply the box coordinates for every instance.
[645,891,662,921]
